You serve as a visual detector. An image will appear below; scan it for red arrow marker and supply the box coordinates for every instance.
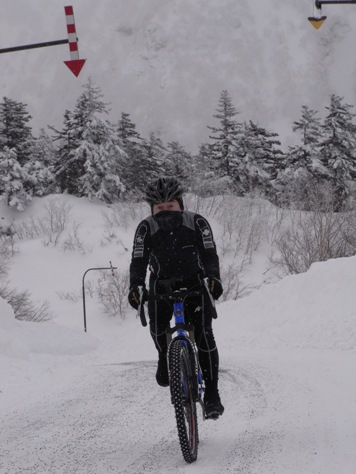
[64,5,86,77]
[64,59,86,77]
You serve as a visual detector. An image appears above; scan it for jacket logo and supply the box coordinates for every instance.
[196,218,214,249]
[133,223,147,258]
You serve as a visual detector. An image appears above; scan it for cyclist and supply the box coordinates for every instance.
[128,177,224,419]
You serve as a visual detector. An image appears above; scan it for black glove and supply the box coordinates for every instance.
[207,276,223,300]
[128,285,148,310]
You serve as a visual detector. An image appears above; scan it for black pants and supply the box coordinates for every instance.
[148,280,220,392]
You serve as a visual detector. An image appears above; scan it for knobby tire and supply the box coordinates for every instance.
[169,339,198,463]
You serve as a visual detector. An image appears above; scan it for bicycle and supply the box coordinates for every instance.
[137,277,216,464]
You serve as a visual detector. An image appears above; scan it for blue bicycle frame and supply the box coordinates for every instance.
[168,293,205,405]
[138,282,207,405]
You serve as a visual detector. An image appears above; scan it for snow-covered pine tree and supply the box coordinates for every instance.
[119,130,165,198]
[293,105,322,148]
[0,147,32,211]
[117,112,145,196]
[118,112,141,143]
[274,105,327,207]
[239,120,284,195]
[0,97,35,166]
[190,143,217,196]
[52,110,77,193]
[0,97,37,210]
[53,80,126,202]
[26,129,56,196]
[319,94,356,205]
[164,141,192,185]
[207,90,244,193]
[131,132,167,194]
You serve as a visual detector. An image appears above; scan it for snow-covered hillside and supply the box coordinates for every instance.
[0,195,355,473]
[1,0,356,151]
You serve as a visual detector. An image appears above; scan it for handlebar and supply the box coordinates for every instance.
[137,278,217,327]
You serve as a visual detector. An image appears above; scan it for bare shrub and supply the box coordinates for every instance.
[102,201,147,232]
[14,199,72,247]
[101,202,146,250]
[272,184,356,275]
[0,219,17,257]
[216,196,268,259]
[41,199,72,246]
[62,222,90,254]
[265,204,288,246]
[0,282,53,322]
[56,291,81,303]
[12,217,41,240]
[184,194,225,217]
[220,261,254,301]
[97,269,130,318]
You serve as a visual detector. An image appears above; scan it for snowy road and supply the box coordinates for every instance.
[2,350,355,474]
[2,192,356,473]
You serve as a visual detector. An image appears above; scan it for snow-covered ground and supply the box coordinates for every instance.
[1,195,355,473]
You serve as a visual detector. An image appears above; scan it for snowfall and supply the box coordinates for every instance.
[0,194,355,474]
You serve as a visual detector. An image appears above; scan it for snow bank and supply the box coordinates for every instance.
[219,256,356,351]
[0,296,98,359]
[0,297,30,358]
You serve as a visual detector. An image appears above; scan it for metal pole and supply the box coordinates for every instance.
[316,0,356,7]
[82,268,91,333]
[82,266,118,333]
[0,39,69,55]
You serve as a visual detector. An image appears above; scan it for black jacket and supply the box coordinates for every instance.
[129,210,220,288]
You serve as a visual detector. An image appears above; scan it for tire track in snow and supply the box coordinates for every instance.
[2,357,339,473]
[0,360,273,473]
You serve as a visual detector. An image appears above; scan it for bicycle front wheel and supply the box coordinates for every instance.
[169,339,198,463]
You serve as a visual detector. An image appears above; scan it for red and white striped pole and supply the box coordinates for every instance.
[64,5,86,77]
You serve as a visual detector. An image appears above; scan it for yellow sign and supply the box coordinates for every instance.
[308,16,327,29]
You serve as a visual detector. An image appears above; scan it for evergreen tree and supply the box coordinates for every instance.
[0,147,32,211]
[117,112,144,195]
[275,106,327,205]
[164,141,192,184]
[52,110,77,192]
[53,80,126,201]
[239,120,284,194]
[319,94,356,202]
[0,97,35,166]
[28,129,56,196]
[293,105,322,147]
[191,143,219,195]
[207,90,244,192]
[118,112,141,143]
[139,132,166,186]
[119,130,165,198]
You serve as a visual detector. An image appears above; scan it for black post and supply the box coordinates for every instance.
[82,265,117,333]
[316,0,356,7]
[0,39,69,55]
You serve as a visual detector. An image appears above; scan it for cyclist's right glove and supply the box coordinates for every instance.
[128,285,148,310]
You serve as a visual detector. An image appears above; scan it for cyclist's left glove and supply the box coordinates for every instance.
[207,276,223,300]
[128,285,148,310]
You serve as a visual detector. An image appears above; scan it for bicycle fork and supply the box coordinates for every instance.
[166,299,206,417]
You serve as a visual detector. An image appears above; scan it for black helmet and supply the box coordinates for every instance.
[145,177,184,207]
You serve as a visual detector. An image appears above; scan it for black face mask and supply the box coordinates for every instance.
[154,211,183,232]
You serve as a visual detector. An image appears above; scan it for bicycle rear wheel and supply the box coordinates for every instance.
[169,339,198,463]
